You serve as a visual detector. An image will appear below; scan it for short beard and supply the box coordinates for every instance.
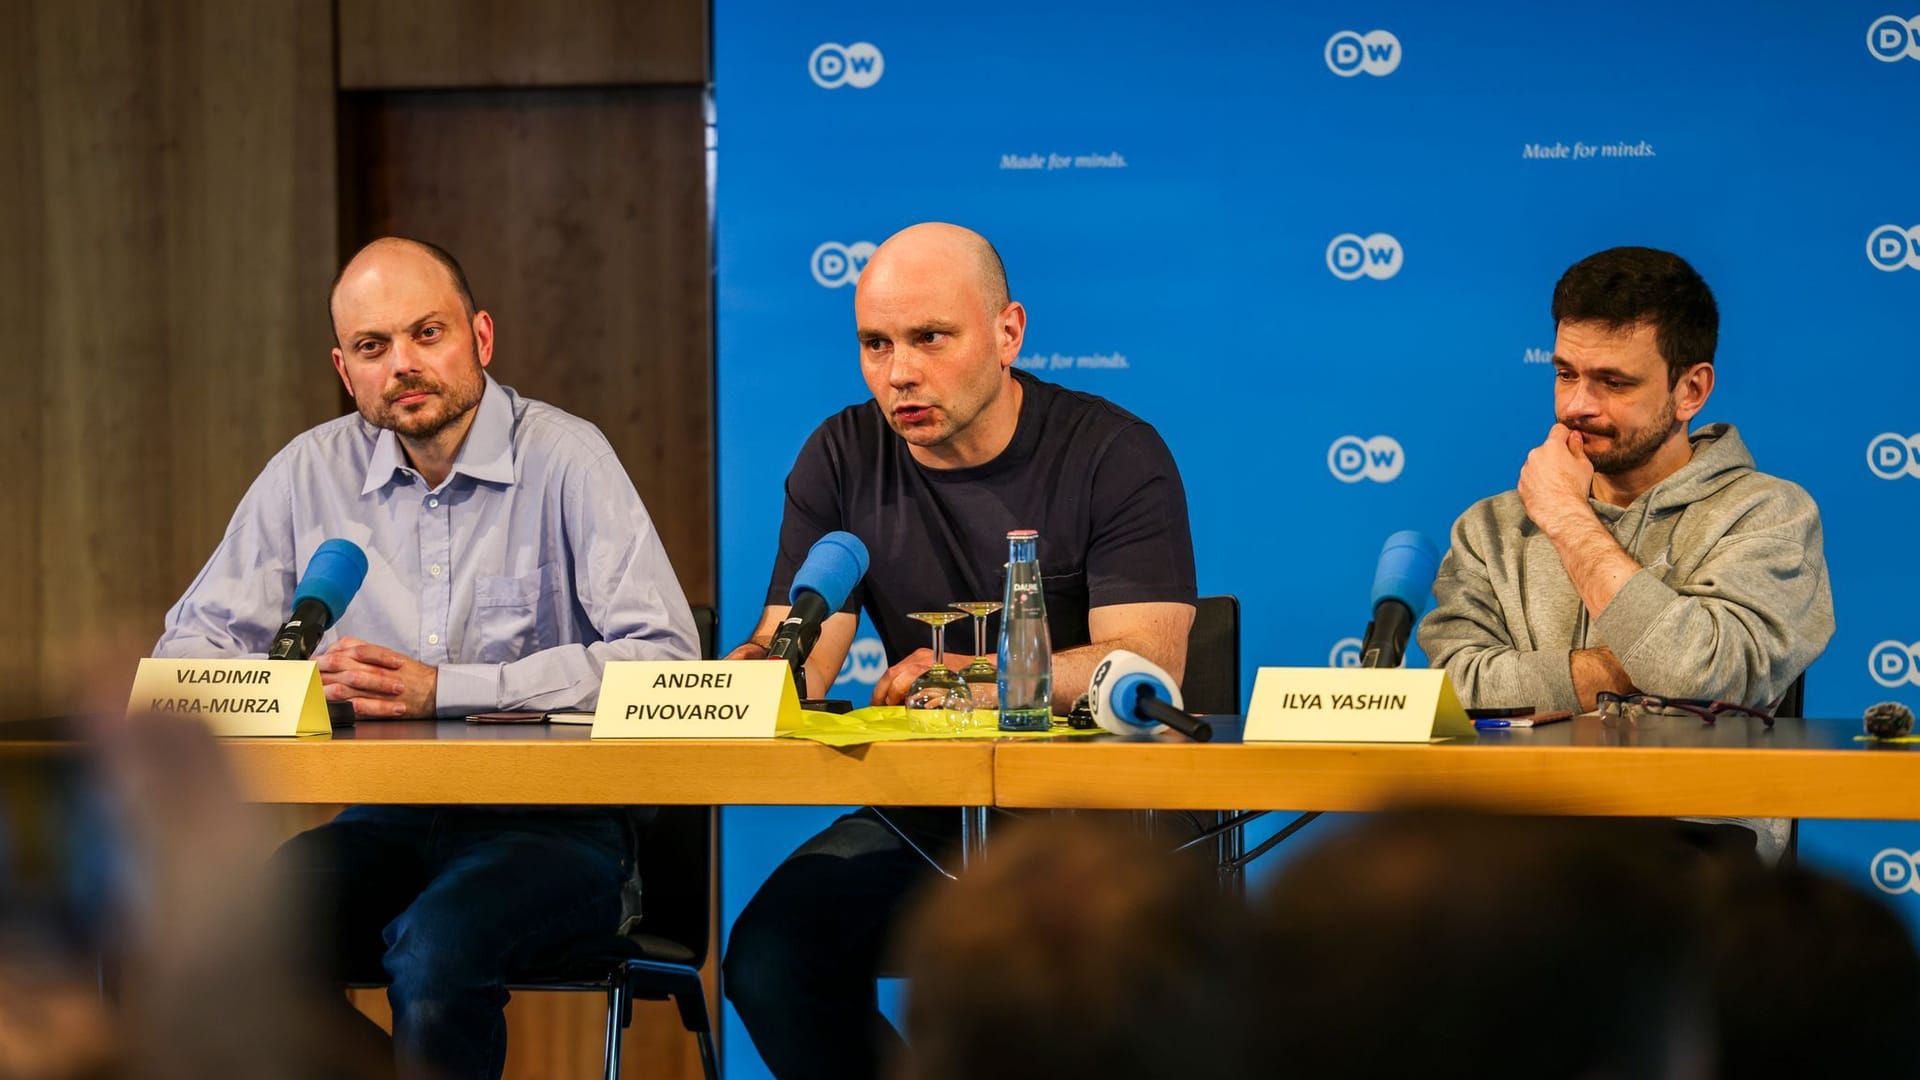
[361,364,483,441]
[1568,393,1677,475]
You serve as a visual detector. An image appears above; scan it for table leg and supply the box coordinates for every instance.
[959,805,990,870]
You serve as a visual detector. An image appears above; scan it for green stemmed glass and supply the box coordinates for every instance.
[949,601,1003,685]
[905,611,973,734]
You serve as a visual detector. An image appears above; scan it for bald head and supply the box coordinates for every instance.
[329,237,476,343]
[852,222,1027,468]
[326,237,494,452]
[858,223,1009,317]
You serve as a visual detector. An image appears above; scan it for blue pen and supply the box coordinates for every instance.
[1474,711,1572,730]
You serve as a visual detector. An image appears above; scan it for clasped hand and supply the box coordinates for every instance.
[316,637,439,718]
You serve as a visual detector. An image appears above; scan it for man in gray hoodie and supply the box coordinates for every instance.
[1418,246,1833,717]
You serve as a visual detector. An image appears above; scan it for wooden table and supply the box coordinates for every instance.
[13,715,1920,822]
[0,717,1002,865]
[994,715,1920,819]
[216,719,997,807]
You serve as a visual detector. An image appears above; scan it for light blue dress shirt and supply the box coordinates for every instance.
[155,375,698,714]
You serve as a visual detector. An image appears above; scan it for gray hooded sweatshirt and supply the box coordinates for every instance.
[1418,423,1834,715]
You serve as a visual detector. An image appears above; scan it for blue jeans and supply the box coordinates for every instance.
[275,806,633,1080]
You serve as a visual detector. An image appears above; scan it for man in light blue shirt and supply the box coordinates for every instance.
[156,237,696,1079]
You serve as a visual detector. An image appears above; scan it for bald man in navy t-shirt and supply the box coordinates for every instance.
[722,223,1199,1080]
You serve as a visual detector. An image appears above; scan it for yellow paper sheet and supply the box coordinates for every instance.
[781,706,1087,747]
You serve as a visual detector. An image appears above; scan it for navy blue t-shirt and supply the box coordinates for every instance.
[763,371,1197,666]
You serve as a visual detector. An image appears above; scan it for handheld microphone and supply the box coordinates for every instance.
[768,532,870,685]
[267,539,370,661]
[1088,650,1213,742]
[1359,531,1440,669]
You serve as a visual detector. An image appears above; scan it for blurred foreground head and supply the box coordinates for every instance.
[0,711,388,1079]
[896,817,1253,1080]
[1706,861,1920,1079]
[1253,811,1714,1080]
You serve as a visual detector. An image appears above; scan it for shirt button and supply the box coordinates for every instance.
[429,498,440,508]
[430,564,443,577]
[428,633,441,645]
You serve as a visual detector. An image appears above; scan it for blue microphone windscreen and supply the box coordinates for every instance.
[292,538,370,623]
[788,531,870,611]
[1370,530,1441,617]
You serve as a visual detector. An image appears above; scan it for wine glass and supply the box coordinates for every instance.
[949,601,1003,685]
[905,611,973,734]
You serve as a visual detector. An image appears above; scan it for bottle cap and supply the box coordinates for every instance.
[1006,529,1038,539]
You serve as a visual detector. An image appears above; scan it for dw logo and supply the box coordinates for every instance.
[809,42,885,89]
[1329,638,1363,668]
[838,637,888,686]
[1868,15,1920,62]
[1871,849,1920,895]
[1325,29,1402,76]
[1868,433,1920,480]
[1867,225,1920,272]
[811,241,876,288]
[1328,435,1405,483]
[1869,641,1920,689]
[1327,233,1403,280]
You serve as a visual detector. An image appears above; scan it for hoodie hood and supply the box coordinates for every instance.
[1590,422,1753,524]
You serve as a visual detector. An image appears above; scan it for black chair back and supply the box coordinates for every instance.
[1181,595,1241,715]
[691,604,717,665]
[1776,672,1806,719]
[630,805,712,969]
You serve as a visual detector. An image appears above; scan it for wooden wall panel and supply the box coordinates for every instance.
[3,0,338,714]
[338,0,709,89]
[343,88,716,605]
[0,1,48,722]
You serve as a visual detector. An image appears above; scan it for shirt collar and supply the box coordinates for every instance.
[360,374,517,494]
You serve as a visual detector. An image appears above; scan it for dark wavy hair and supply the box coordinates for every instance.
[1551,246,1717,386]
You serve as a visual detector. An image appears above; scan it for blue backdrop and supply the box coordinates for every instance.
[713,4,1920,1075]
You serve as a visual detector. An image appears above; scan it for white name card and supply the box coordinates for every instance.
[592,660,802,739]
[1245,667,1474,743]
[127,658,330,737]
